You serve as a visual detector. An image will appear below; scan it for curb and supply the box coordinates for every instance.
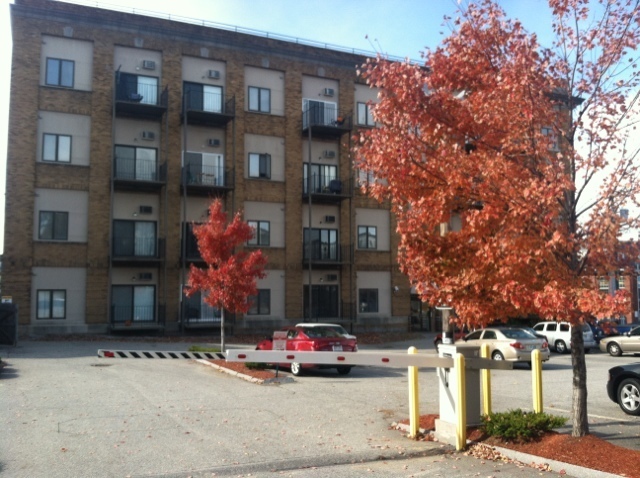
[195,359,294,385]
[393,422,623,478]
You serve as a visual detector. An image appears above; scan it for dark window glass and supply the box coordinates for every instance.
[359,289,378,313]
[248,289,270,315]
[37,290,66,319]
[357,226,377,249]
[248,86,271,113]
[43,134,72,162]
[39,211,68,240]
[46,58,74,87]
[247,220,270,246]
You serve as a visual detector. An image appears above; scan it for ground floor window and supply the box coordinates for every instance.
[247,289,270,315]
[112,285,155,323]
[303,285,339,319]
[358,288,378,313]
[183,290,220,323]
[37,290,66,319]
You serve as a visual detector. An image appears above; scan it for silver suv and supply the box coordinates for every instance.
[533,321,596,354]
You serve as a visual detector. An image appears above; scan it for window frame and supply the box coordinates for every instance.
[112,220,157,257]
[45,57,75,88]
[357,225,378,250]
[43,133,72,163]
[248,86,271,113]
[248,153,272,179]
[36,289,66,319]
[359,288,379,313]
[357,102,375,126]
[38,211,69,241]
[114,145,158,181]
[247,220,270,246]
[247,289,271,315]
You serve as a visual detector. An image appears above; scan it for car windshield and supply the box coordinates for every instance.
[501,329,535,339]
[301,326,343,338]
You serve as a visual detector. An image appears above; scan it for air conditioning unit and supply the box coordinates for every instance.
[138,272,152,281]
[142,60,156,70]
[323,88,335,97]
[323,150,336,158]
[141,131,155,140]
[207,69,221,79]
[324,215,336,223]
[208,138,221,147]
[139,205,153,214]
[326,274,338,281]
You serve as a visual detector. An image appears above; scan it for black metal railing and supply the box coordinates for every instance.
[111,305,155,324]
[114,157,166,182]
[116,76,167,107]
[182,297,222,324]
[302,103,351,131]
[183,163,228,187]
[112,235,165,259]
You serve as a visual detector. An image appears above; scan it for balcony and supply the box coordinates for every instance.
[302,243,353,268]
[113,157,167,192]
[115,73,168,120]
[182,223,203,263]
[182,163,234,197]
[110,304,166,331]
[302,174,352,204]
[182,88,235,127]
[302,102,352,138]
[111,235,165,266]
[181,294,222,329]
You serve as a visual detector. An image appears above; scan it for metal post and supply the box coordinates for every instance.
[408,346,420,438]
[532,349,543,413]
[481,343,491,416]
[455,353,467,451]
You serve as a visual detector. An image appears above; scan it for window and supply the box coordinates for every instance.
[359,289,378,313]
[303,228,338,261]
[303,99,338,128]
[304,285,339,319]
[184,82,222,112]
[248,153,271,179]
[465,330,483,340]
[46,58,74,87]
[617,276,627,290]
[37,290,66,319]
[112,220,157,257]
[39,211,68,240]
[248,86,271,113]
[357,102,375,126]
[598,277,610,291]
[541,127,559,151]
[247,220,270,246]
[303,163,338,193]
[117,73,159,105]
[114,146,157,181]
[248,289,270,315]
[43,134,71,162]
[358,226,377,249]
[183,290,220,323]
[357,169,375,187]
[111,285,155,324]
[184,151,224,186]
[483,330,497,340]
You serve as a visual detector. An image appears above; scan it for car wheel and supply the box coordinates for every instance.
[555,340,567,354]
[607,342,622,357]
[617,378,640,416]
[336,366,352,375]
[290,362,302,376]
[491,350,504,361]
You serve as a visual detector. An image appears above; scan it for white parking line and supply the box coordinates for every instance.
[549,407,638,423]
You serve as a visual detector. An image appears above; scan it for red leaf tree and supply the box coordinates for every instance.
[355,0,640,437]
[184,199,267,351]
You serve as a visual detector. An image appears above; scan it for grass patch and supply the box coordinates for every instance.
[188,345,221,353]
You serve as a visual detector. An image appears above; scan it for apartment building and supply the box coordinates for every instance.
[3,0,417,335]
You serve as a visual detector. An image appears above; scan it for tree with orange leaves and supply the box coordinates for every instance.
[184,199,267,351]
[355,0,640,437]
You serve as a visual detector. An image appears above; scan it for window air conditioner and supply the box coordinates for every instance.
[138,272,153,280]
[207,69,221,79]
[141,131,155,140]
[324,215,336,223]
[323,88,335,97]
[139,205,153,214]
[326,274,338,281]
[142,60,156,70]
[323,150,336,158]
[208,138,221,147]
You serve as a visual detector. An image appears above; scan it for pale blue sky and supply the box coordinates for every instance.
[0,0,556,253]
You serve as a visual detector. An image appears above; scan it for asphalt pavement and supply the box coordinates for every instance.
[0,335,636,477]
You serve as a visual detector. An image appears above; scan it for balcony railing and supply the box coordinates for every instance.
[115,74,168,119]
[182,163,234,195]
[181,295,222,328]
[302,174,352,203]
[183,90,235,127]
[110,304,166,328]
[112,236,165,263]
[302,103,351,138]
[113,157,166,190]
[182,224,202,262]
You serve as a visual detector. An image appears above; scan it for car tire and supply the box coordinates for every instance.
[555,340,567,354]
[290,362,302,376]
[336,366,352,375]
[607,342,622,357]
[617,378,640,416]
[491,350,504,361]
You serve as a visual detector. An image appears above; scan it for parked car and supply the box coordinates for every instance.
[532,321,596,354]
[295,322,357,341]
[599,320,640,337]
[256,324,357,376]
[599,326,640,356]
[606,362,640,415]
[461,327,550,365]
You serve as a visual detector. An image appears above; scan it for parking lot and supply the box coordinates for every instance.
[1,337,638,477]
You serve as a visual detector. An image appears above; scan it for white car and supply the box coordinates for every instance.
[533,321,596,354]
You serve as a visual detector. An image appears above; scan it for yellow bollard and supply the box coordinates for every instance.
[480,343,491,416]
[408,346,420,438]
[455,353,467,451]
[532,349,543,413]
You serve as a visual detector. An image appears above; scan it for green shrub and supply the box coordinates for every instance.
[481,409,567,442]
[245,362,268,370]
[188,345,221,353]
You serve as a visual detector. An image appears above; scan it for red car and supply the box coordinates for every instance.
[256,324,357,376]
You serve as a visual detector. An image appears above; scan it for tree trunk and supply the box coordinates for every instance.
[570,325,589,437]
[220,308,225,353]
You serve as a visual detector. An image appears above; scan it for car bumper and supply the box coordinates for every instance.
[503,349,550,362]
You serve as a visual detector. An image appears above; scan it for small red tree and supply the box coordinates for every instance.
[184,199,267,351]
[356,0,640,437]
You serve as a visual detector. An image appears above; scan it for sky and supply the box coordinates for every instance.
[0,0,558,253]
